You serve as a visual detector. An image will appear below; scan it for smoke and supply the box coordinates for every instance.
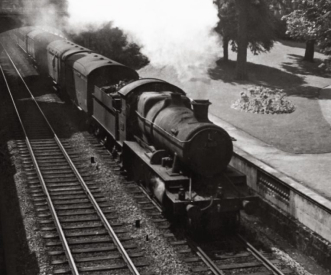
[22,0,66,33]
[66,0,222,80]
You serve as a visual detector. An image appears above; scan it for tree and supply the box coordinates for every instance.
[282,9,318,62]
[70,22,149,70]
[282,0,331,62]
[235,0,249,79]
[215,0,237,61]
[314,1,331,55]
[214,0,276,79]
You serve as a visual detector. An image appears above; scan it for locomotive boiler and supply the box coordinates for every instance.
[13,27,256,233]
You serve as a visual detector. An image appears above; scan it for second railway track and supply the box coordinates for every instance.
[84,132,294,275]
[0,43,148,275]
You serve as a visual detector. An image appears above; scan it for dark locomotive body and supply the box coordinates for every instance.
[13,27,256,233]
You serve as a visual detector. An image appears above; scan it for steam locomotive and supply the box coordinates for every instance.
[12,27,256,233]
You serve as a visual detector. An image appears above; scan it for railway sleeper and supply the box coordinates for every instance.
[46,235,132,247]
[43,228,129,239]
[57,208,115,216]
[53,198,107,205]
[51,193,103,200]
[53,264,127,275]
[23,162,86,169]
[29,140,62,145]
[39,214,118,224]
[29,192,99,199]
[59,213,118,222]
[191,266,210,273]
[29,178,95,184]
[52,252,145,266]
[47,244,136,256]
[29,187,91,194]
[48,186,100,192]
[32,197,107,204]
[51,254,123,265]
[184,257,201,263]
[39,169,80,175]
[216,260,281,270]
[19,145,72,152]
[20,150,76,157]
[29,182,98,189]
[62,222,124,230]
[35,204,107,213]
[37,208,115,218]
[27,174,77,181]
[40,222,122,233]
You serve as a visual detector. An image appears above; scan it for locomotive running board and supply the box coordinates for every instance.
[123,141,189,185]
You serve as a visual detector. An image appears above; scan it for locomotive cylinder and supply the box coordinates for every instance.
[137,92,233,177]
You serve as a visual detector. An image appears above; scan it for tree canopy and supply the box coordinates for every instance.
[215,0,276,60]
[282,0,331,61]
[214,0,276,79]
[70,23,149,70]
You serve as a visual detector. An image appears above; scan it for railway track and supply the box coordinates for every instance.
[85,132,295,275]
[129,183,293,275]
[0,45,148,274]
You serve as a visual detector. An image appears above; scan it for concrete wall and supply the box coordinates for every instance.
[230,151,331,270]
[230,151,331,243]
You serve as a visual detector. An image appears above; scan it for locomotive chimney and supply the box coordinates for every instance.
[192,100,211,121]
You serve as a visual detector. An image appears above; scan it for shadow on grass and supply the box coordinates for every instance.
[278,39,307,49]
[210,59,306,88]
[281,54,331,77]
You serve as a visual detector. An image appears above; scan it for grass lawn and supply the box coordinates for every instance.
[139,41,331,154]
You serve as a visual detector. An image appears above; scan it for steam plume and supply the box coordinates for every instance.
[66,0,222,80]
[22,0,66,32]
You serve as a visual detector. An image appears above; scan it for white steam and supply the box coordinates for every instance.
[66,0,222,80]
[22,0,65,31]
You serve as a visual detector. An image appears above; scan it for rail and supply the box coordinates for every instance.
[0,46,79,275]
[131,179,287,275]
[0,43,140,275]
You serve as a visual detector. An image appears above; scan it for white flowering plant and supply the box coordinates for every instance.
[232,86,296,114]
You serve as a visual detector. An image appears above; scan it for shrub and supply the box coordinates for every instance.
[69,23,149,70]
[232,86,296,114]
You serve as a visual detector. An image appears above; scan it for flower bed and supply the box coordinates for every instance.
[232,86,296,114]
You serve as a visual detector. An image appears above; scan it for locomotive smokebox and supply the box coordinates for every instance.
[192,100,211,121]
[137,92,233,177]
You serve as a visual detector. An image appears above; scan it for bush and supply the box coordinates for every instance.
[232,86,296,114]
[69,23,149,70]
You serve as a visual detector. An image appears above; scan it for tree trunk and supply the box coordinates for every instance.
[235,0,249,80]
[223,36,229,61]
[303,40,315,62]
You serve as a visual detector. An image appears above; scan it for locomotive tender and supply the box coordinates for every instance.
[13,27,256,232]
